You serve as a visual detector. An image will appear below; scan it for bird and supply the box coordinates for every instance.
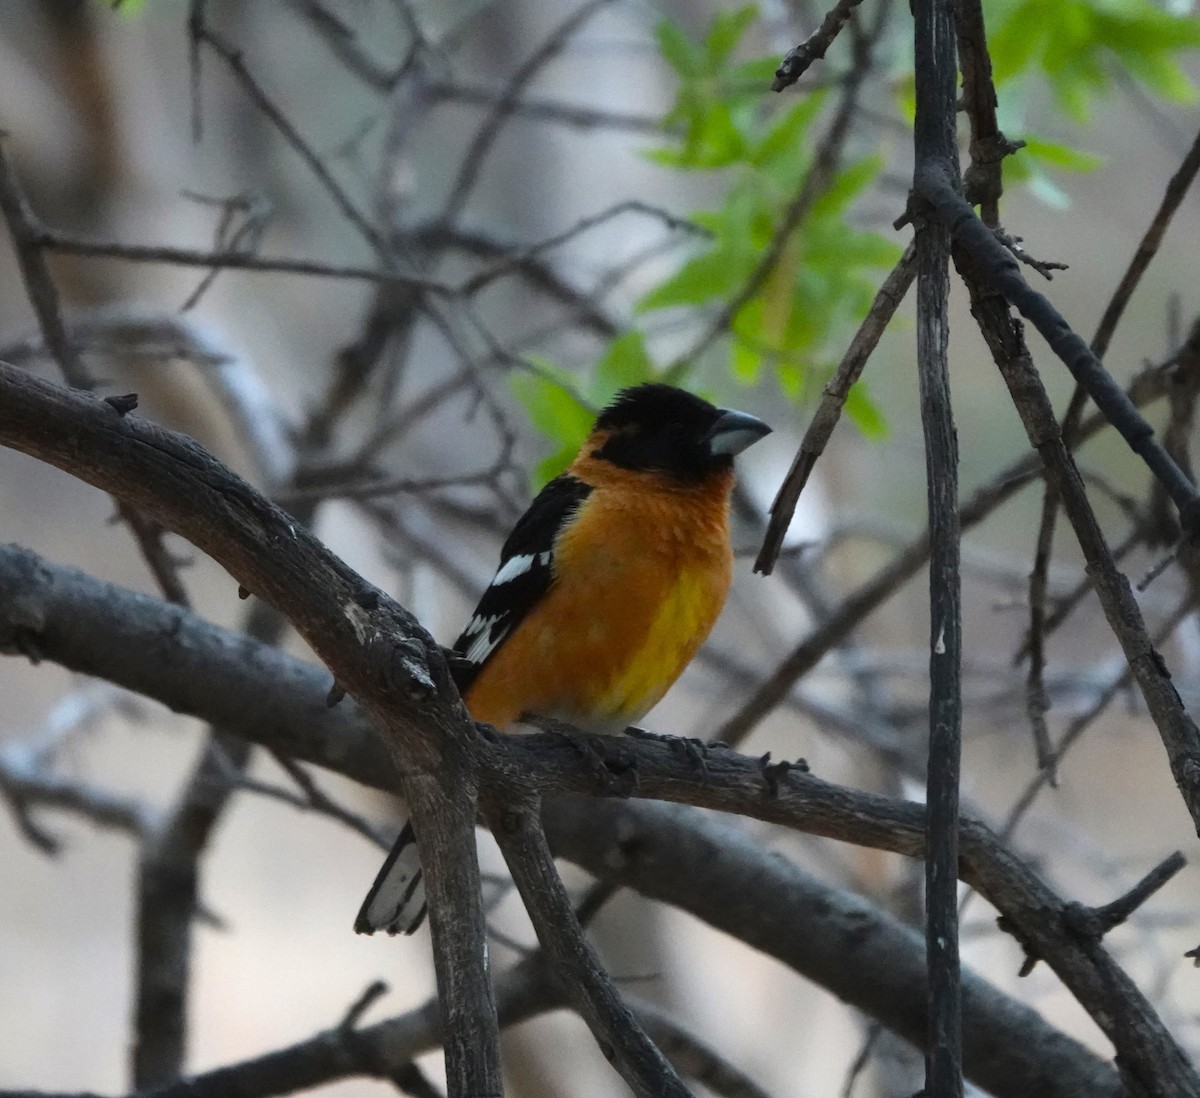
[355,382,771,935]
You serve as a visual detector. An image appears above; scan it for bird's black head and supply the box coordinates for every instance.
[588,383,771,482]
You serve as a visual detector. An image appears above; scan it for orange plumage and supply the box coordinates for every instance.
[463,445,735,732]
[355,384,770,935]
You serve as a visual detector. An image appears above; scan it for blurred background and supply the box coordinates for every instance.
[2,1,1200,1095]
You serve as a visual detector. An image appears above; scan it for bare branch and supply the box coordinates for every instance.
[772,0,867,92]
[194,19,387,257]
[756,242,916,574]
[487,794,692,1098]
[428,81,664,132]
[0,141,91,388]
[439,0,618,224]
[912,0,964,1088]
[33,230,451,291]
[0,361,500,1097]
[914,159,1200,524]
[0,540,1179,1095]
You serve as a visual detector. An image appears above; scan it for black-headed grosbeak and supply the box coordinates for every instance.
[355,383,771,934]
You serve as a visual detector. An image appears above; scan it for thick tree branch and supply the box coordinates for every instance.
[0,542,1186,1094]
[0,548,1121,1098]
[0,361,501,1098]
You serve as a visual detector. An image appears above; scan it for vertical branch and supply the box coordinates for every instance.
[912,0,963,1096]
[134,731,252,1085]
[402,769,503,1098]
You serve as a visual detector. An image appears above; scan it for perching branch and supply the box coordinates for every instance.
[0,359,502,1098]
[0,544,1137,1098]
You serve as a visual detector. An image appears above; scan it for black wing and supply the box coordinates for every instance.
[453,473,592,689]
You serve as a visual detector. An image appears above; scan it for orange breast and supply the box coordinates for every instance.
[464,461,733,733]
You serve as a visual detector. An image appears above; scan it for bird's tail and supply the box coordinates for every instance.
[354,820,427,935]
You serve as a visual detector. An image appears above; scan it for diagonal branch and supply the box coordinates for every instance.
[0,361,501,1098]
[771,0,868,92]
[0,141,91,388]
[755,241,917,575]
[912,159,1200,526]
[485,793,692,1098]
[0,548,1124,1098]
[1,363,1195,1094]
[955,247,1200,838]
[719,320,1183,748]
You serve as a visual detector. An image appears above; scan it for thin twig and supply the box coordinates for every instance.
[681,3,885,372]
[487,793,692,1098]
[756,242,916,574]
[0,142,91,388]
[1022,123,1200,668]
[913,161,1200,523]
[956,239,1200,835]
[716,362,1179,747]
[35,229,451,291]
[428,81,664,132]
[1001,596,1198,843]
[439,0,617,223]
[772,0,867,92]
[194,20,387,256]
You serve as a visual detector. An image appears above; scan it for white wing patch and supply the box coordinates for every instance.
[460,551,553,665]
[452,474,590,677]
[492,551,550,586]
[462,614,507,665]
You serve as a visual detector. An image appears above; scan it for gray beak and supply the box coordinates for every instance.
[705,408,772,456]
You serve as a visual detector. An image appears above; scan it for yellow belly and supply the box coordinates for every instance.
[585,564,727,724]
[464,465,734,732]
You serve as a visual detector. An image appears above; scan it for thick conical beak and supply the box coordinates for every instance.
[704,408,772,456]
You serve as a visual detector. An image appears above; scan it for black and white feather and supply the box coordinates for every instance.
[353,820,426,935]
[452,473,592,684]
[355,474,590,936]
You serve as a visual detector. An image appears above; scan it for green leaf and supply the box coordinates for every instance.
[637,245,754,311]
[656,20,702,78]
[1020,135,1104,173]
[704,5,758,69]
[844,381,889,440]
[592,331,656,400]
[750,92,825,179]
[509,362,595,488]
[989,0,1048,84]
[809,155,884,220]
[989,0,1200,122]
